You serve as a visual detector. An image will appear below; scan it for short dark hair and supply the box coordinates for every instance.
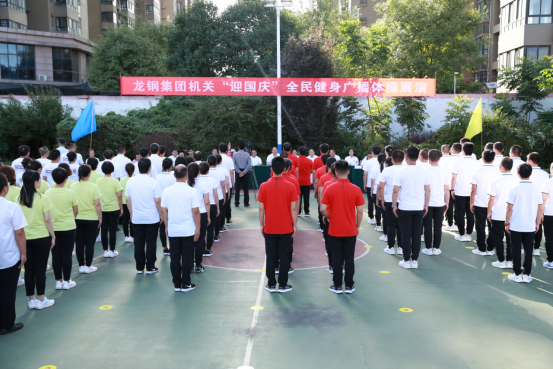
[174,164,187,179]
[501,157,513,171]
[193,151,202,161]
[172,147,178,153]
[372,146,381,155]
[216,154,223,165]
[462,142,474,156]
[175,157,187,167]
[518,163,532,178]
[78,165,91,181]
[199,162,210,175]
[185,157,194,166]
[159,145,166,155]
[67,141,76,150]
[482,150,495,163]
[103,150,114,160]
[420,148,429,160]
[138,158,151,174]
[18,145,30,157]
[67,151,77,162]
[452,143,462,153]
[116,144,125,154]
[460,137,471,144]
[485,142,494,151]
[510,145,522,157]
[150,143,160,154]
[162,158,173,171]
[238,141,246,150]
[321,154,330,166]
[0,172,7,194]
[334,160,349,175]
[218,143,228,153]
[428,149,440,162]
[319,143,329,154]
[441,144,450,154]
[139,148,149,158]
[271,156,285,175]
[406,146,419,161]
[494,142,504,153]
[58,138,66,145]
[88,157,99,170]
[392,149,405,163]
[527,152,540,164]
[284,158,292,170]
[207,155,217,167]
[50,149,61,161]
[52,167,68,185]
[283,142,292,152]
[39,146,49,157]
[326,157,337,168]
[299,146,307,156]
[101,161,114,174]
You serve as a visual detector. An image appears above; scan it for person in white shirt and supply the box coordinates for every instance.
[422,150,449,256]
[170,148,179,165]
[378,150,404,254]
[219,143,235,225]
[526,152,549,255]
[97,150,122,180]
[505,163,544,283]
[125,158,163,274]
[460,138,477,160]
[540,162,553,269]
[156,158,176,255]
[369,154,386,232]
[329,149,341,161]
[469,150,501,255]
[193,151,203,165]
[360,152,372,167]
[66,152,80,183]
[216,154,231,230]
[160,164,201,292]
[308,149,318,161]
[443,143,462,231]
[112,145,132,178]
[509,144,525,175]
[417,149,430,169]
[0,172,27,335]
[55,139,68,156]
[133,148,158,179]
[42,149,61,186]
[37,146,51,167]
[61,141,83,166]
[266,147,280,165]
[149,143,164,178]
[451,142,478,241]
[11,145,30,179]
[251,150,262,166]
[475,143,494,168]
[492,142,505,168]
[438,144,451,169]
[207,156,228,242]
[345,149,359,167]
[375,157,392,243]
[488,158,518,269]
[384,145,393,158]
[197,162,220,256]
[392,147,430,269]
[187,163,211,273]
[363,146,381,224]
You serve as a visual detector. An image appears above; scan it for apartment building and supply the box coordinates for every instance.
[350,0,384,26]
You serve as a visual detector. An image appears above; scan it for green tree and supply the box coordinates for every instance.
[393,97,430,138]
[490,93,519,118]
[497,57,550,122]
[86,19,169,92]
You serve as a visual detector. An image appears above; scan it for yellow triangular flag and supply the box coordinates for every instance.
[465,98,482,139]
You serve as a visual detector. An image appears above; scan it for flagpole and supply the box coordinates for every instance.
[89,100,94,150]
[480,99,483,155]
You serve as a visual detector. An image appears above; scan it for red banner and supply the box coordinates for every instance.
[120,77,436,97]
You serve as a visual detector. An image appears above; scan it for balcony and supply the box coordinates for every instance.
[359,17,367,23]
[360,0,368,4]
[476,22,490,37]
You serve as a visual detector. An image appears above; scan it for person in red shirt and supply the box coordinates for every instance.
[280,158,301,274]
[283,142,299,177]
[313,143,330,172]
[314,154,330,231]
[321,160,365,294]
[321,163,338,272]
[297,147,314,217]
[258,157,298,293]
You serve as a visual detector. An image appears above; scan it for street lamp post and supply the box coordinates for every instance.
[454,72,459,95]
[265,0,292,153]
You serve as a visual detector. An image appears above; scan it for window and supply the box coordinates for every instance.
[506,51,512,68]
[0,19,26,29]
[121,0,127,9]
[51,16,54,27]
[0,0,26,13]
[121,16,134,27]
[516,0,522,19]
[68,18,80,35]
[101,0,113,4]
[478,1,490,20]
[526,46,550,60]
[56,17,67,31]
[474,71,488,84]
[52,48,79,83]
[0,43,35,81]
[101,12,114,22]
[147,5,153,13]
[528,0,552,24]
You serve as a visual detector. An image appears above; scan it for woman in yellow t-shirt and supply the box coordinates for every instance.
[0,165,21,203]
[96,161,123,257]
[58,163,75,188]
[17,170,56,310]
[121,163,135,243]
[45,167,79,290]
[71,165,102,274]
[87,158,103,184]
[27,160,50,195]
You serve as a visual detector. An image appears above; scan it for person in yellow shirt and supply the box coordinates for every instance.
[45,168,79,290]
[0,165,21,203]
[58,163,75,188]
[121,163,135,243]
[88,158,103,184]
[96,162,123,258]
[17,170,56,310]
[71,165,102,274]
[27,161,50,195]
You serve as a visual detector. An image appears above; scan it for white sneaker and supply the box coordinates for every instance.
[472,249,487,256]
[375,225,382,232]
[432,248,442,255]
[421,235,424,242]
[455,235,464,241]
[421,248,432,256]
[84,266,97,274]
[411,260,419,269]
[322,238,325,242]
[108,250,119,258]
[503,236,506,242]
[55,281,63,290]
[463,234,472,242]
[533,249,540,256]
[79,266,85,273]
[128,237,134,243]
[397,247,403,255]
[104,250,109,258]
[72,252,75,257]
[492,260,507,269]
[35,297,55,310]
[46,264,51,271]
[63,280,76,290]
[124,237,129,243]
[384,247,395,255]
[451,225,459,232]
[28,299,36,309]
[543,261,553,269]
[521,249,525,255]
[379,235,388,242]
[505,261,513,269]
[96,235,101,242]
[486,250,496,256]
[368,218,376,225]
[17,277,25,286]
[522,274,533,283]
[399,260,412,269]
[507,273,523,283]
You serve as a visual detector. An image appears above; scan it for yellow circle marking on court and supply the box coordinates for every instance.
[359,228,363,230]
[465,246,475,249]
[99,305,113,310]
[251,306,264,310]
[399,308,413,313]
[364,245,373,248]
[39,366,57,369]
[259,269,266,272]
[502,272,513,276]
[379,271,390,274]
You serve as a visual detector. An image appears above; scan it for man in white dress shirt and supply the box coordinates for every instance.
[61,141,83,165]
[443,143,462,231]
[527,152,549,255]
[251,150,262,166]
[451,142,478,242]
[97,150,122,179]
[112,145,132,178]
[37,147,51,167]
[363,146,381,224]
[170,148,179,165]
[219,143,235,225]
[11,145,30,178]
[134,148,158,179]
[149,143,164,177]
[54,138,68,155]
[266,147,279,165]
[492,142,505,168]
[438,144,451,169]
[509,145,525,175]
[329,149,341,161]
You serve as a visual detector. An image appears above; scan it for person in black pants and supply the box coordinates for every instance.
[378,150,404,254]
[233,141,251,207]
[451,143,478,241]
[122,163,135,242]
[216,154,230,229]
[188,163,210,273]
[97,162,123,258]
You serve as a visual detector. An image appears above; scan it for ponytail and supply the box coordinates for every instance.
[377,153,386,173]
[78,165,92,181]
[187,163,199,187]
[19,170,40,208]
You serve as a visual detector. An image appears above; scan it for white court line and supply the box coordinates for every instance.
[537,287,553,295]
[242,257,266,368]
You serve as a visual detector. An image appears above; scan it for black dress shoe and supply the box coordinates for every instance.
[235,204,240,207]
[0,323,24,335]
[244,204,250,207]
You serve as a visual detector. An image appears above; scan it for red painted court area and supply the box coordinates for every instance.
[202,229,369,270]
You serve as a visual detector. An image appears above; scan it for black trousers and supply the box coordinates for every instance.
[194,213,207,266]
[544,216,553,263]
[398,209,424,261]
[534,223,542,250]
[474,206,493,252]
[122,204,134,238]
[0,262,20,330]
[455,195,474,235]
[216,198,225,236]
[101,210,119,251]
[423,206,444,249]
[265,233,293,287]
[133,223,159,271]
[446,190,455,226]
[299,185,311,215]
[322,218,332,267]
[169,236,195,287]
[318,200,323,229]
[76,219,99,267]
[226,190,232,221]
[366,189,374,219]
[381,199,388,235]
[328,235,356,288]
[24,237,51,296]
[491,220,511,262]
[385,202,402,248]
[373,193,383,226]
[234,172,250,206]
[159,221,167,248]
[206,204,217,250]
[510,230,534,276]
[52,229,75,281]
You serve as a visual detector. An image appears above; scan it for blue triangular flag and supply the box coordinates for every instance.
[72,100,97,141]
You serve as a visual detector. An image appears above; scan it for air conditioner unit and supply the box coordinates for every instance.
[38,75,47,81]
[161,5,166,8]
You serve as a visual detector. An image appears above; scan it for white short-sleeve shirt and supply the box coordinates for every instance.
[133,160,158,179]
[369,165,381,194]
[345,156,359,166]
[193,179,210,213]
[197,175,218,205]
[470,164,501,207]
[112,154,132,178]
[492,155,505,168]
[251,156,262,166]
[156,172,176,195]
[438,155,451,169]
[61,152,84,166]
[417,161,430,169]
[266,153,279,165]
[393,165,430,211]
[489,174,519,221]
[510,157,525,175]
[207,167,226,200]
[149,154,165,178]
[529,167,549,191]
[97,159,122,179]
[451,157,478,197]
[0,197,28,269]
[42,162,60,186]
[37,158,51,167]
[541,178,553,216]
[11,158,25,178]
[379,165,402,203]
[125,174,162,224]
[221,155,234,188]
[161,183,200,237]
[442,154,461,186]
[363,158,379,187]
[217,165,230,193]
[68,163,80,182]
[426,166,449,207]
[507,181,543,232]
